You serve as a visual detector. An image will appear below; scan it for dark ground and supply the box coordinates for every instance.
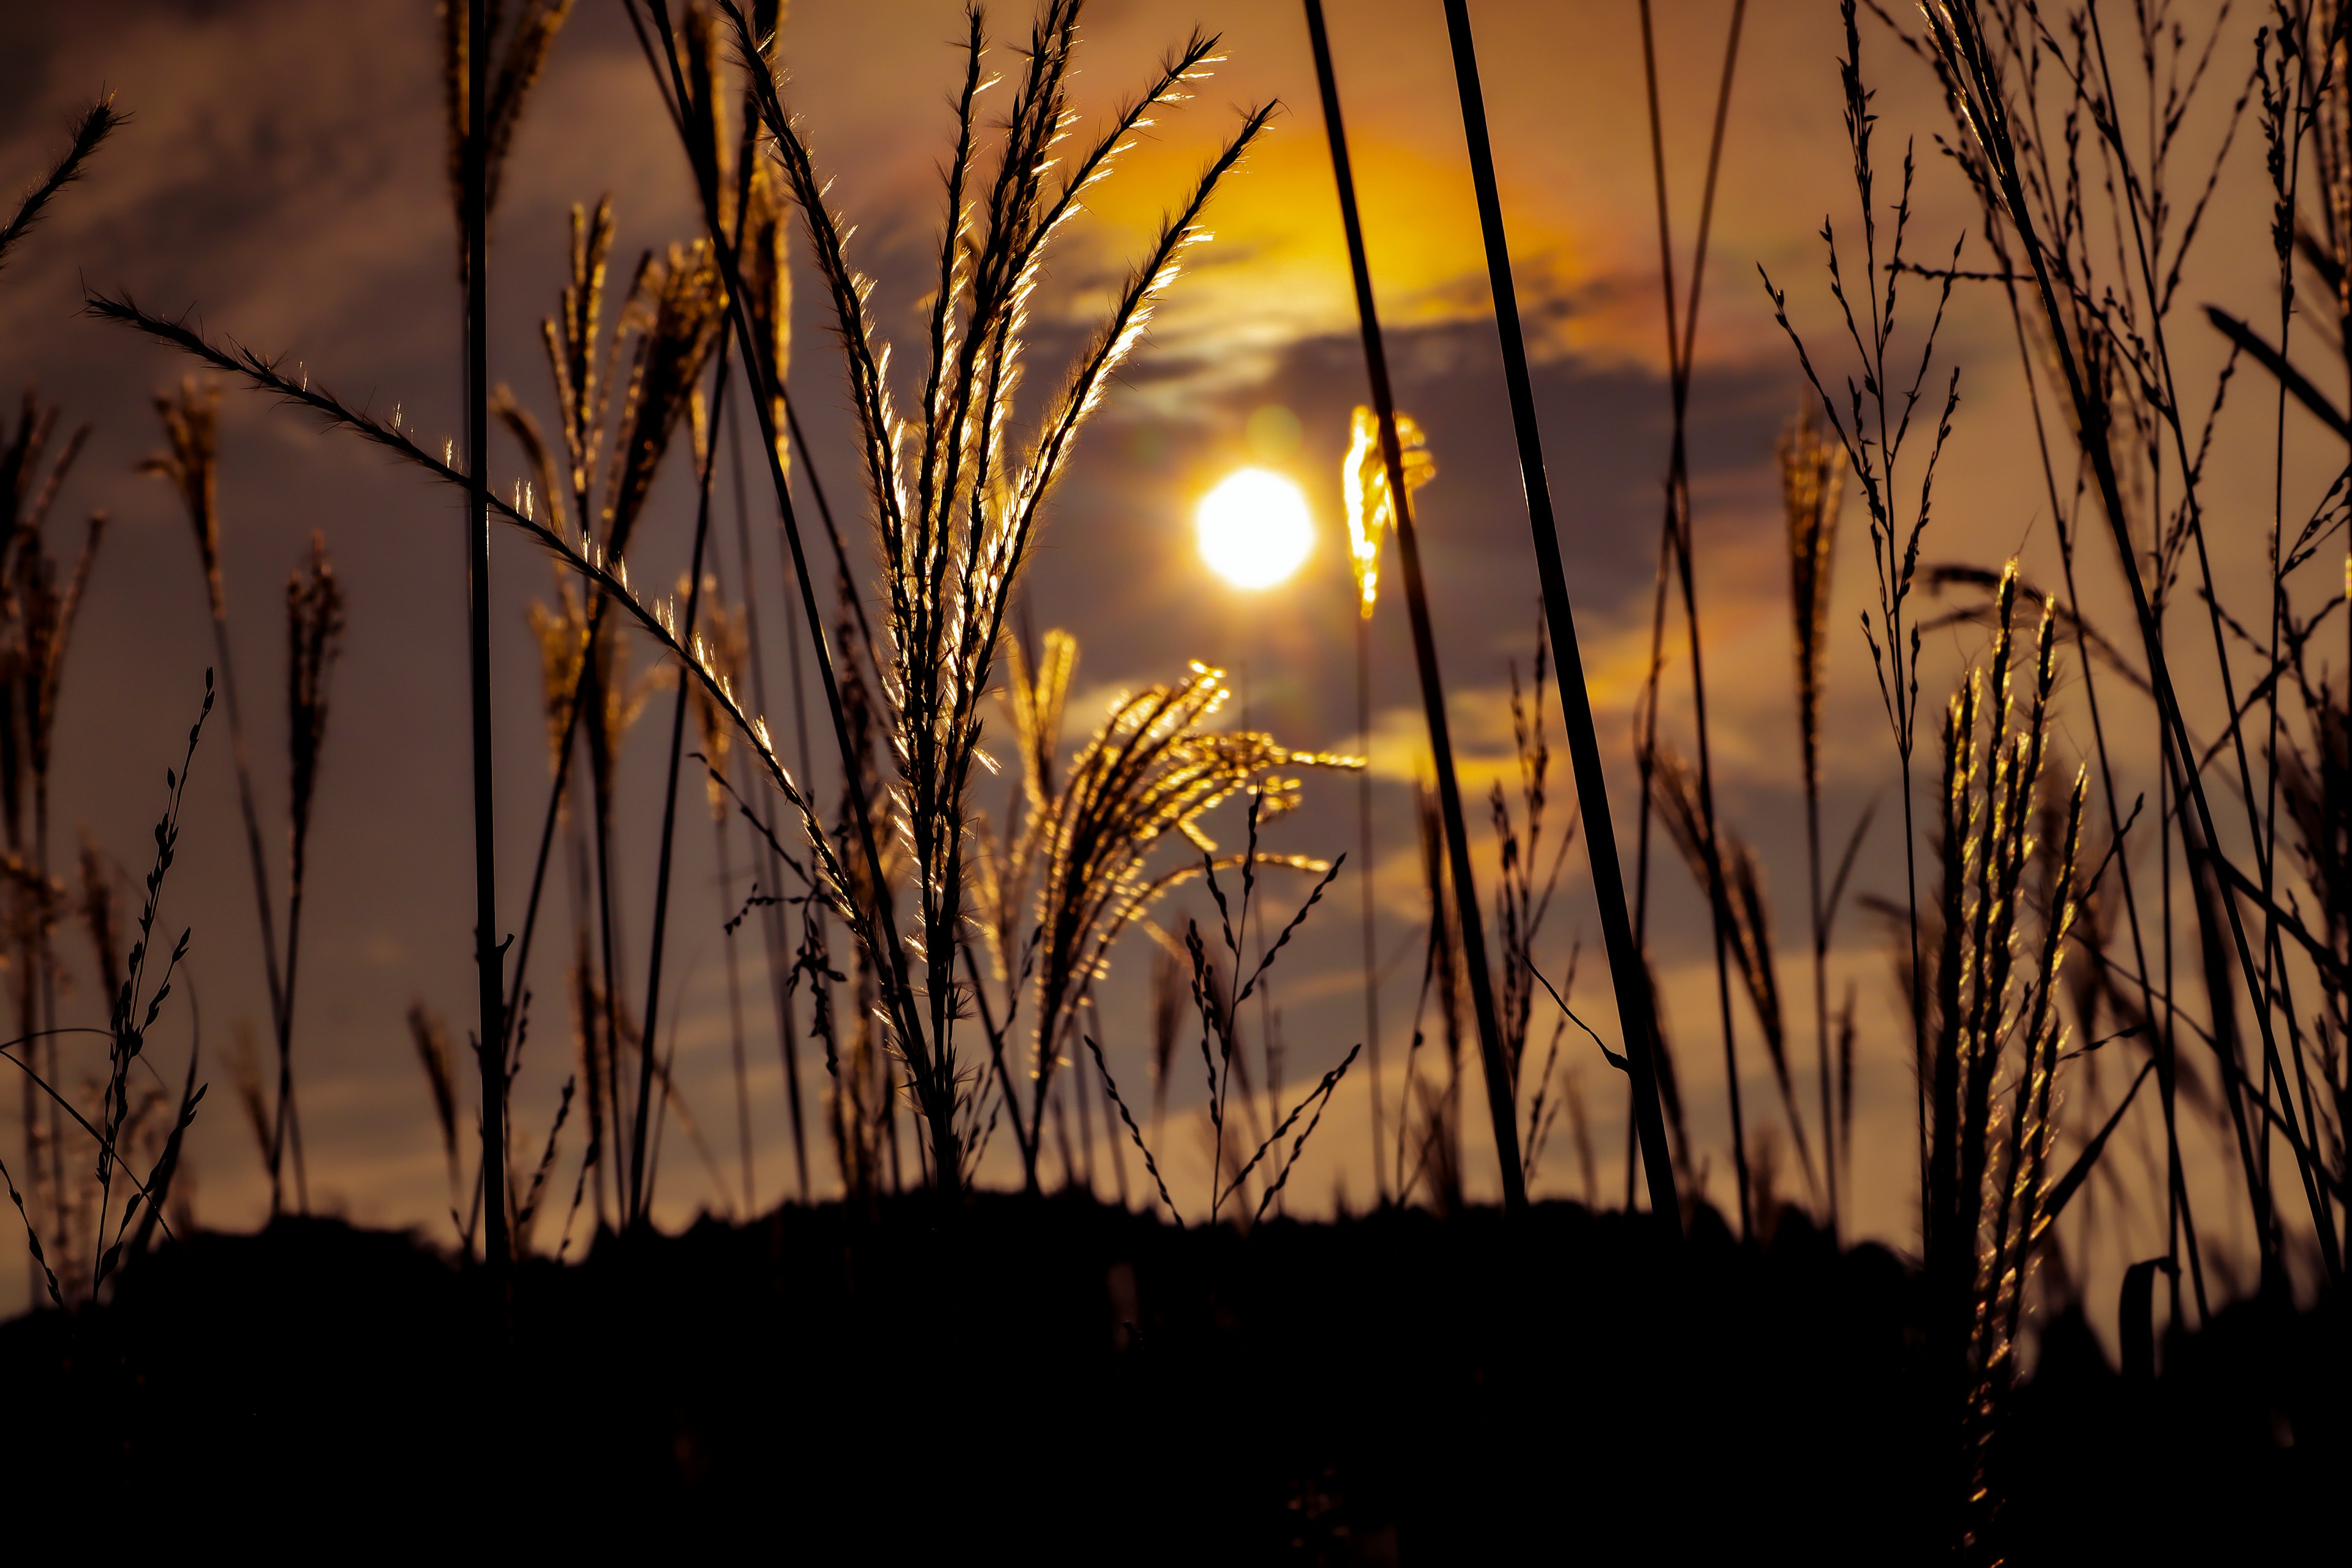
[1,1196,2337,1561]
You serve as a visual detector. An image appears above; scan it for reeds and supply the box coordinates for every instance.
[87,0,1285,1229]
[1451,0,1702,1230]
[1616,0,1755,1239]
[85,287,861,1107]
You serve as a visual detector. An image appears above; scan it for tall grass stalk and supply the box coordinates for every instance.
[273,534,344,1214]
[1303,0,1525,1213]
[1645,742,1819,1204]
[459,0,505,1274]
[640,0,935,1186]
[1907,565,2163,1547]
[439,0,573,1261]
[502,193,727,1217]
[1444,0,1683,1227]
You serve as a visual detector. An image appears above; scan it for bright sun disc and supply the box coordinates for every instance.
[1196,467,1313,590]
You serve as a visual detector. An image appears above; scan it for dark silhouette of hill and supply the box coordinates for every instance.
[1,1197,2334,1560]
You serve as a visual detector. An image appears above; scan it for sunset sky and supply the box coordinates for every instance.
[0,1,2316,1314]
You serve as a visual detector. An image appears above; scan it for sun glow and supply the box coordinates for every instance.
[1196,467,1313,591]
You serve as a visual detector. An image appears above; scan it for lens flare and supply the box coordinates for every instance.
[1196,467,1313,591]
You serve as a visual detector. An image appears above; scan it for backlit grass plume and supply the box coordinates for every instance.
[1781,406,1844,796]
[973,633,1358,1192]
[1343,403,1433,619]
[675,1,791,474]
[601,241,726,549]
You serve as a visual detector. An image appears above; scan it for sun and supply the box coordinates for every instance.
[1196,467,1313,590]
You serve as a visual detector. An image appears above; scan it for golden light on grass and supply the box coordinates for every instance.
[1341,405,1434,617]
[1196,467,1313,590]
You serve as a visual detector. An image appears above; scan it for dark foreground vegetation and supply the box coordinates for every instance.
[2,1196,2337,1561]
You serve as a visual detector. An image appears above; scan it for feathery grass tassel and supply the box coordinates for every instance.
[1782,407,1846,1238]
[273,532,345,1217]
[1341,405,1431,1205]
[457,0,507,1280]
